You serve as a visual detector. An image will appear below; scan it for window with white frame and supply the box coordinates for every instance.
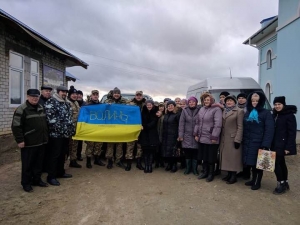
[9,51,24,106]
[30,59,39,89]
[266,50,272,69]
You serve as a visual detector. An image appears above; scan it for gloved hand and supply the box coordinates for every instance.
[234,142,240,149]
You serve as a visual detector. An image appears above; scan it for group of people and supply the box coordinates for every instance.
[11,86,297,195]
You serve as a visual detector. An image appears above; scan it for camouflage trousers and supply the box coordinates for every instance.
[69,138,79,161]
[106,143,123,163]
[126,141,142,159]
[85,141,103,158]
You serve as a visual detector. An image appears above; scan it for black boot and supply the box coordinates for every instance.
[226,172,237,184]
[206,164,215,182]
[214,161,221,176]
[107,159,113,169]
[136,157,145,170]
[251,169,263,190]
[198,163,208,179]
[94,156,106,166]
[192,159,199,175]
[273,181,286,195]
[222,172,232,181]
[171,160,177,173]
[148,154,153,173]
[86,157,92,169]
[70,159,82,168]
[125,159,132,171]
[184,159,192,175]
[285,181,290,190]
[245,168,257,186]
[144,155,149,173]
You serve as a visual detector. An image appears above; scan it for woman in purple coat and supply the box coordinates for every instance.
[178,96,201,175]
[194,93,222,182]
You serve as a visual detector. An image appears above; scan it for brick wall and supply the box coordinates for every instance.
[0,23,66,136]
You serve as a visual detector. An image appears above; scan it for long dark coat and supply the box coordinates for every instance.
[242,92,275,166]
[139,105,159,147]
[272,105,297,156]
[178,106,200,149]
[161,111,180,157]
[220,106,244,172]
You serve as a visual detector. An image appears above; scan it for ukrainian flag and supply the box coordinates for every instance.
[73,104,141,142]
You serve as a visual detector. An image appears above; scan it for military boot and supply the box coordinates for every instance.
[86,157,92,169]
[70,160,82,168]
[94,155,106,166]
[136,157,145,170]
[125,159,132,171]
[107,159,113,169]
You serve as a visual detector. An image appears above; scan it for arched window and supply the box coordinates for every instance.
[265,83,271,102]
[266,50,272,69]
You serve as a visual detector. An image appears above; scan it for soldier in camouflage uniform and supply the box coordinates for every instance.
[85,90,106,168]
[125,91,146,171]
[67,86,82,168]
[104,87,128,169]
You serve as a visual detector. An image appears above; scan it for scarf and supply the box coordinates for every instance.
[224,105,235,114]
[247,109,259,123]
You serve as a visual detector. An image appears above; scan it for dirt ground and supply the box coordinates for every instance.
[0,144,300,225]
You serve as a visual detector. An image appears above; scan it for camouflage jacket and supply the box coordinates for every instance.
[104,96,128,105]
[45,93,75,138]
[67,98,80,123]
[128,98,146,112]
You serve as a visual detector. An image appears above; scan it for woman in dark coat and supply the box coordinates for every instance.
[139,100,160,173]
[155,102,165,168]
[178,96,200,175]
[272,96,297,194]
[162,100,181,173]
[243,92,274,190]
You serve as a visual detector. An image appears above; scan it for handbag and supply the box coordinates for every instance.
[172,141,181,157]
[256,149,276,172]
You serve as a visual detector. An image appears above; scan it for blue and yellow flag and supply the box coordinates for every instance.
[73,104,141,142]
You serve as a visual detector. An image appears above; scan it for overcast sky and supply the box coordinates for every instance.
[1,0,278,101]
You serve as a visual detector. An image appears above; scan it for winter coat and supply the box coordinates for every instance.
[178,106,200,149]
[128,98,146,111]
[161,111,181,157]
[194,105,222,144]
[157,114,164,143]
[44,93,75,138]
[219,106,244,172]
[139,105,160,147]
[11,101,48,147]
[242,92,275,166]
[104,96,127,104]
[272,105,297,156]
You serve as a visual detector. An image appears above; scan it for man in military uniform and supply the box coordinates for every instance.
[104,87,128,169]
[38,85,52,107]
[125,91,146,171]
[11,89,49,192]
[85,90,106,168]
[44,86,74,186]
[75,90,86,161]
[67,86,82,168]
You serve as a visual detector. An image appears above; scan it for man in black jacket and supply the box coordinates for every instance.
[38,85,52,106]
[11,89,49,192]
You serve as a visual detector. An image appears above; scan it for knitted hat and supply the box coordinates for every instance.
[237,93,247,99]
[224,95,237,104]
[77,90,83,95]
[220,91,230,97]
[145,100,154,106]
[113,87,121,94]
[188,96,198,104]
[273,96,286,106]
[167,100,176,107]
[68,86,77,96]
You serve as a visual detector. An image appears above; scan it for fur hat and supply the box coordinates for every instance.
[273,96,286,106]
[200,93,215,106]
